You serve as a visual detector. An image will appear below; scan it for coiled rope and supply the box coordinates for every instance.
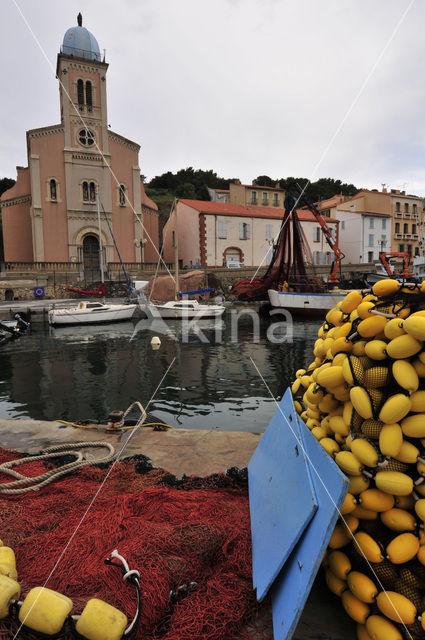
[0,442,116,495]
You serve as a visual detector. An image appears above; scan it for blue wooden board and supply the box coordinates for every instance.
[270,412,349,640]
[248,388,318,602]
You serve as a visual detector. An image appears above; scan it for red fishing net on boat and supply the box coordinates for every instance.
[230,207,325,301]
[0,448,271,640]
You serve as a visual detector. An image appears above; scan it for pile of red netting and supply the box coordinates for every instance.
[0,448,272,640]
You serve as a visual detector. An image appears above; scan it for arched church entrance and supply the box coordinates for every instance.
[82,234,101,282]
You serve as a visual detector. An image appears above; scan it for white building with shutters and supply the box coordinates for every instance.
[162,199,339,268]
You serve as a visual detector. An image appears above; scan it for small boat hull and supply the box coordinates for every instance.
[268,289,346,316]
[153,306,225,319]
[48,304,137,326]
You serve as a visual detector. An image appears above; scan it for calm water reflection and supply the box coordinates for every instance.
[0,315,321,432]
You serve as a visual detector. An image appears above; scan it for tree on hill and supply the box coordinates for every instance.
[277,177,358,204]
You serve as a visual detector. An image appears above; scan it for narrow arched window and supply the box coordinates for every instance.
[119,184,126,206]
[89,182,96,202]
[86,81,92,109]
[82,181,89,201]
[50,179,57,201]
[77,79,84,107]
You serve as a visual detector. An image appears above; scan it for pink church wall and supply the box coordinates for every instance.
[143,210,159,262]
[30,131,69,261]
[162,202,200,266]
[109,137,137,261]
[1,167,33,261]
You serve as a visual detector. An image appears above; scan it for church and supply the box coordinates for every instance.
[1,15,159,275]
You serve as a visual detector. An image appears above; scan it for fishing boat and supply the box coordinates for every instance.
[48,300,136,326]
[49,195,137,326]
[268,288,346,315]
[0,313,30,346]
[142,298,225,319]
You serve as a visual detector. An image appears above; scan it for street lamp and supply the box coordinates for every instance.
[134,237,147,266]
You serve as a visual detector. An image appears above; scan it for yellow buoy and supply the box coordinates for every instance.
[335,451,363,476]
[341,590,370,624]
[18,587,73,635]
[357,301,376,319]
[347,571,377,603]
[414,498,425,522]
[386,533,420,564]
[351,505,378,521]
[341,290,363,314]
[354,531,383,563]
[320,438,340,457]
[378,394,411,424]
[378,423,403,457]
[317,365,345,389]
[0,574,20,619]
[349,475,370,495]
[352,340,367,356]
[329,524,352,549]
[374,470,413,496]
[394,440,420,464]
[328,550,351,580]
[386,334,422,359]
[75,598,128,640]
[350,387,373,420]
[364,340,388,361]
[359,489,394,512]
[325,569,346,596]
[372,279,400,297]
[403,314,425,341]
[392,360,419,393]
[365,615,402,640]
[350,438,379,468]
[409,390,425,412]
[358,316,387,339]
[401,413,425,438]
[329,415,350,437]
[384,318,406,341]
[380,508,416,532]
[341,492,357,515]
[376,591,416,624]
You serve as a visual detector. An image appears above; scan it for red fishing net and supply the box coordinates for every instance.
[0,448,271,640]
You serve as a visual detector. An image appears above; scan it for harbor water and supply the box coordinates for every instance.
[0,314,322,431]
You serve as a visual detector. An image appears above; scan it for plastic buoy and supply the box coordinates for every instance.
[75,598,128,640]
[376,590,416,624]
[365,615,402,640]
[150,336,161,350]
[386,533,419,564]
[19,587,73,635]
[0,574,20,619]
[347,571,377,603]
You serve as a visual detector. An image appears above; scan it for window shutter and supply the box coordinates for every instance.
[246,224,251,239]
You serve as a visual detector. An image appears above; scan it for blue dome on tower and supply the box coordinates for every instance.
[61,14,101,62]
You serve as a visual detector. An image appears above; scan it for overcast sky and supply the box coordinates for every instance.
[1,0,424,194]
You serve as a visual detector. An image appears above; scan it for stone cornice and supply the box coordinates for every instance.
[58,55,108,74]
[71,152,104,163]
[0,194,31,208]
[27,124,64,139]
[108,130,140,152]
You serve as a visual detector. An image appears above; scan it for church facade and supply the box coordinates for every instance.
[1,16,159,272]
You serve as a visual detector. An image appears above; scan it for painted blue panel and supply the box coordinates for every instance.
[248,388,318,601]
[270,413,349,640]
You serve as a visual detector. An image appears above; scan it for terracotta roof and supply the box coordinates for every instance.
[178,199,338,222]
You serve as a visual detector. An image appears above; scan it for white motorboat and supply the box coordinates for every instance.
[140,299,225,319]
[268,288,347,316]
[48,300,137,326]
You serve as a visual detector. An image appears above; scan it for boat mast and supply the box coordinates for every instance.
[96,192,105,286]
[174,199,179,300]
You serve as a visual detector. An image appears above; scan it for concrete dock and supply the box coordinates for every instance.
[0,418,353,639]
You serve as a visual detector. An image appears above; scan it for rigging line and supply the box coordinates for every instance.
[12,357,176,640]
[11,0,174,281]
[249,356,414,639]
[253,0,416,272]
[249,213,291,283]
[100,202,132,294]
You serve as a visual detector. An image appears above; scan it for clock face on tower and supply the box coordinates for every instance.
[78,128,95,147]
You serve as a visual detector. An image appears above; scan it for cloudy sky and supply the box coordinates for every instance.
[1,0,424,194]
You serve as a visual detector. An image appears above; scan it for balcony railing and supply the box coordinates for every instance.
[107,262,175,273]
[3,261,82,272]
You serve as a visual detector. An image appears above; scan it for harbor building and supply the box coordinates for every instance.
[162,199,338,268]
[1,15,159,276]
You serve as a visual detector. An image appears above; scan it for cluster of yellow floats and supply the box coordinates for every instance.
[291,279,425,640]
[0,538,130,639]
